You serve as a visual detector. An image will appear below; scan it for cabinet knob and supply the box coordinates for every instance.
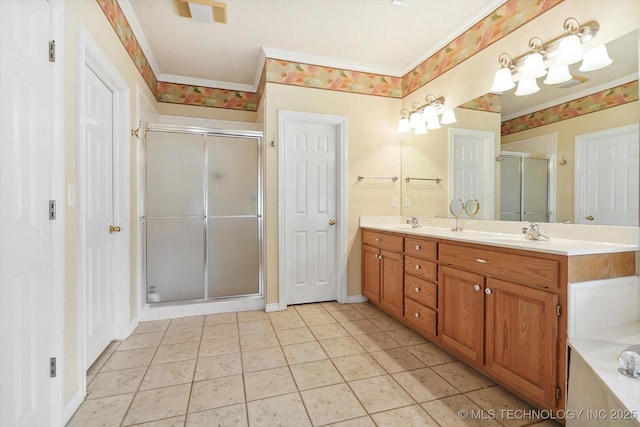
[474,284,481,291]
[485,288,492,295]
[414,312,420,318]
[415,245,420,250]
[375,238,381,241]
[414,265,420,270]
[414,287,420,293]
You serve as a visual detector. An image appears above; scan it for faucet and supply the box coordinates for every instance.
[522,222,549,240]
[406,216,422,228]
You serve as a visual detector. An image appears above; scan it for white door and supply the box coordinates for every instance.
[81,65,116,367]
[0,1,56,425]
[449,129,495,219]
[577,124,639,226]
[282,118,339,305]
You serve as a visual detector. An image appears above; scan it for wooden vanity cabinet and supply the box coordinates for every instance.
[403,236,439,339]
[361,230,404,318]
[439,242,561,409]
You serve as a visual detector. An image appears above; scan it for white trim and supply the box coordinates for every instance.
[157,72,256,92]
[62,389,84,425]
[347,295,369,304]
[265,303,282,313]
[139,298,265,322]
[575,123,640,225]
[277,110,348,310]
[76,23,132,401]
[448,128,496,220]
[50,1,65,425]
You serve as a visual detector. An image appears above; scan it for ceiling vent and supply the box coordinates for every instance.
[556,75,588,89]
[175,0,227,23]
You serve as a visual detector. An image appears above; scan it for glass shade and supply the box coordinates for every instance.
[397,118,410,133]
[414,122,428,135]
[521,53,547,79]
[426,117,441,130]
[409,111,421,128]
[579,44,613,72]
[544,64,572,85]
[555,34,584,65]
[441,109,457,125]
[515,77,540,96]
[490,67,515,92]
[422,105,437,123]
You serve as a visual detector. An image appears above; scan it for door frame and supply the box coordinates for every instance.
[277,110,348,310]
[75,24,131,397]
[448,128,496,219]
[575,123,639,225]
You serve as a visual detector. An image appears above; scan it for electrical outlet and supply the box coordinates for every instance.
[391,197,398,208]
[404,197,410,208]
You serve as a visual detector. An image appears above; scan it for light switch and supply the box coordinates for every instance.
[404,197,410,208]
[391,197,398,208]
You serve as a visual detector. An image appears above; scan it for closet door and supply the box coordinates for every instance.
[145,131,205,302]
[207,136,261,297]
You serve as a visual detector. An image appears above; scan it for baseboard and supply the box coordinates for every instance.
[265,303,282,312]
[347,294,368,304]
[129,315,139,335]
[63,387,85,425]
[138,298,266,322]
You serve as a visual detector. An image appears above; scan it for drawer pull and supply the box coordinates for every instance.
[485,288,492,295]
[415,245,420,250]
[414,312,420,318]
[414,287,420,293]
[414,265,420,270]
[475,258,491,264]
[375,238,381,242]
[474,284,481,291]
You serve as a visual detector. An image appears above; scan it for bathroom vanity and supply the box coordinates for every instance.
[360,216,638,413]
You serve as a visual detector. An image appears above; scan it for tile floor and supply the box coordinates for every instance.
[68,302,563,427]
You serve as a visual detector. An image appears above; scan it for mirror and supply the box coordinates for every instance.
[464,198,480,218]
[401,28,639,226]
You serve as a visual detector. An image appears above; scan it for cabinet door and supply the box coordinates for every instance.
[485,277,558,407]
[379,249,404,318]
[439,266,485,364]
[362,245,381,303]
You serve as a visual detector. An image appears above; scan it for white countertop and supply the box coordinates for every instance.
[360,216,639,256]
[569,321,640,417]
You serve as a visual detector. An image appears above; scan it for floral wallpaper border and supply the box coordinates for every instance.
[501,80,639,136]
[98,0,562,110]
[265,59,403,98]
[460,93,502,113]
[402,0,563,96]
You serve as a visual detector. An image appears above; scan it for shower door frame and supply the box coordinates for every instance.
[140,123,264,309]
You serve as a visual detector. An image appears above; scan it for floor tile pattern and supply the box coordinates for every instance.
[69,302,562,427]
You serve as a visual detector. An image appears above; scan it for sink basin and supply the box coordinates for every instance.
[488,235,549,243]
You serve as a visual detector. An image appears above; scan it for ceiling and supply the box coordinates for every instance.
[123,0,505,91]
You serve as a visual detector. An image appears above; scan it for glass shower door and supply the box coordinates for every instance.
[207,136,261,298]
[145,131,205,303]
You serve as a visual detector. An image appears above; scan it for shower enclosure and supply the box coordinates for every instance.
[499,152,552,223]
[142,125,263,305]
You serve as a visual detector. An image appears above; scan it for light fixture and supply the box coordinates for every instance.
[441,109,457,125]
[579,44,613,71]
[397,109,410,133]
[489,18,611,96]
[396,95,451,135]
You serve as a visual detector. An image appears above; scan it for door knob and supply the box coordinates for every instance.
[329,219,336,226]
[586,215,595,221]
[109,225,122,233]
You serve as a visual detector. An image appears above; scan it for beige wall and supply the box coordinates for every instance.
[263,83,402,301]
[401,108,501,218]
[501,101,639,223]
[156,102,258,123]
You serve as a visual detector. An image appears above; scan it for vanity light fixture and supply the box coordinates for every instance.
[489,18,611,96]
[397,94,455,134]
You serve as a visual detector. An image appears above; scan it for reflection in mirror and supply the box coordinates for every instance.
[464,198,480,219]
[449,198,464,231]
[401,29,639,226]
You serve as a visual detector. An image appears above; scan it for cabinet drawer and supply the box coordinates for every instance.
[405,237,437,261]
[404,298,436,338]
[405,256,437,282]
[404,274,437,309]
[362,230,403,252]
[439,243,559,288]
